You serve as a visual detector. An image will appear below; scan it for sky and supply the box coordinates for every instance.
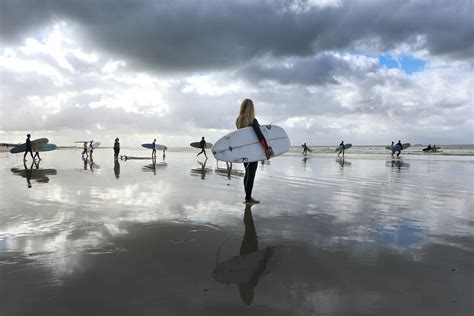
[0,0,473,146]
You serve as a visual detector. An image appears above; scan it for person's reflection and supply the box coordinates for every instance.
[337,158,345,167]
[114,159,120,179]
[212,204,273,305]
[199,158,208,180]
[238,204,273,305]
[24,160,33,188]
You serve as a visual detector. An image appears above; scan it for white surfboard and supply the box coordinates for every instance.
[88,142,100,152]
[212,124,290,163]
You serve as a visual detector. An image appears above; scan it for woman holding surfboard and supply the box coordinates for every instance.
[236,99,272,204]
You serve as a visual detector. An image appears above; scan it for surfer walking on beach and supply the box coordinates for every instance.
[337,141,345,157]
[23,134,34,161]
[197,136,208,158]
[89,140,94,159]
[390,141,395,157]
[114,138,120,159]
[302,142,309,155]
[152,139,157,158]
[395,140,403,158]
[236,99,272,204]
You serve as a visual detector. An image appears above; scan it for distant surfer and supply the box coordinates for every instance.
[236,99,272,204]
[302,142,309,155]
[23,134,34,161]
[152,139,157,158]
[337,141,345,157]
[89,140,94,159]
[390,141,395,157]
[433,144,438,152]
[197,136,208,158]
[394,140,403,158]
[82,142,88,159]
[114,138,120,159]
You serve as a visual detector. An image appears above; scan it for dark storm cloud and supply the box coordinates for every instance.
[1,0,472,75]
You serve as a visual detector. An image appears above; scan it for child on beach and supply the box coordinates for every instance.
[236,99,272,204]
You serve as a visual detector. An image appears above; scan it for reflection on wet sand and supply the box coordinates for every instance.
[336,158,351,167]
[142,159,167,175]
[11,161,57,187]
[114,159,120,179]
[214,165,244,179]
[213,204,274,305]
[190,158,212,179]
[386,159,410,169]
[82,158,100,171]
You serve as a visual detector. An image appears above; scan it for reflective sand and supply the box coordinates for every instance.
[0,150,473,315]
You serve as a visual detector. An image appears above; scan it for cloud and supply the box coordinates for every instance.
[0,1,472,145]
[1,0,472,75]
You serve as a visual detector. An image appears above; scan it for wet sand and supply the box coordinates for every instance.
[0,150,473,315]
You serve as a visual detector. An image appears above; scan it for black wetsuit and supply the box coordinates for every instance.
[114,141,120,158]
[243,119,268,200]
[197,139,207,158]
[24,138,34,160]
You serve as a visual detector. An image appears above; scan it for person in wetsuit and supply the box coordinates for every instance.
[89,140,94,159]
[197,136,208,158]
[114,138,120,159]
[395,140,403,158]
[337,140,345,157]
[236,99,272,204]
[152,139,157,158]
[23,134,34,161]
[302,142,309,155]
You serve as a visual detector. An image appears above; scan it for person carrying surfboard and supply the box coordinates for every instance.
[89,140,94,159]
[152,139,157,158]
[395,140,403,158]
[197,137,208,158]
[236,99,272,204]
[302,142,309,155]
[337,141,345,157]
[23,134,34,161]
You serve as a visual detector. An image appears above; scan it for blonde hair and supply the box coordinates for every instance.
[236,99,255,129]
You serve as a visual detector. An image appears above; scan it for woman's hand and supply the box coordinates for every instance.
[265,148,273,160]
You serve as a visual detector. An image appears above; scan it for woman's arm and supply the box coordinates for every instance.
[251,119,272,159]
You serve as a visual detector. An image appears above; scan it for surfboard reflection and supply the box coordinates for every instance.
[142,159,167,175]
[11,161,57,188]
[190,158,212,180]
[212,204,274,305]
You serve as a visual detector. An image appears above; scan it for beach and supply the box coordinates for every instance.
[0,149,473,315]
